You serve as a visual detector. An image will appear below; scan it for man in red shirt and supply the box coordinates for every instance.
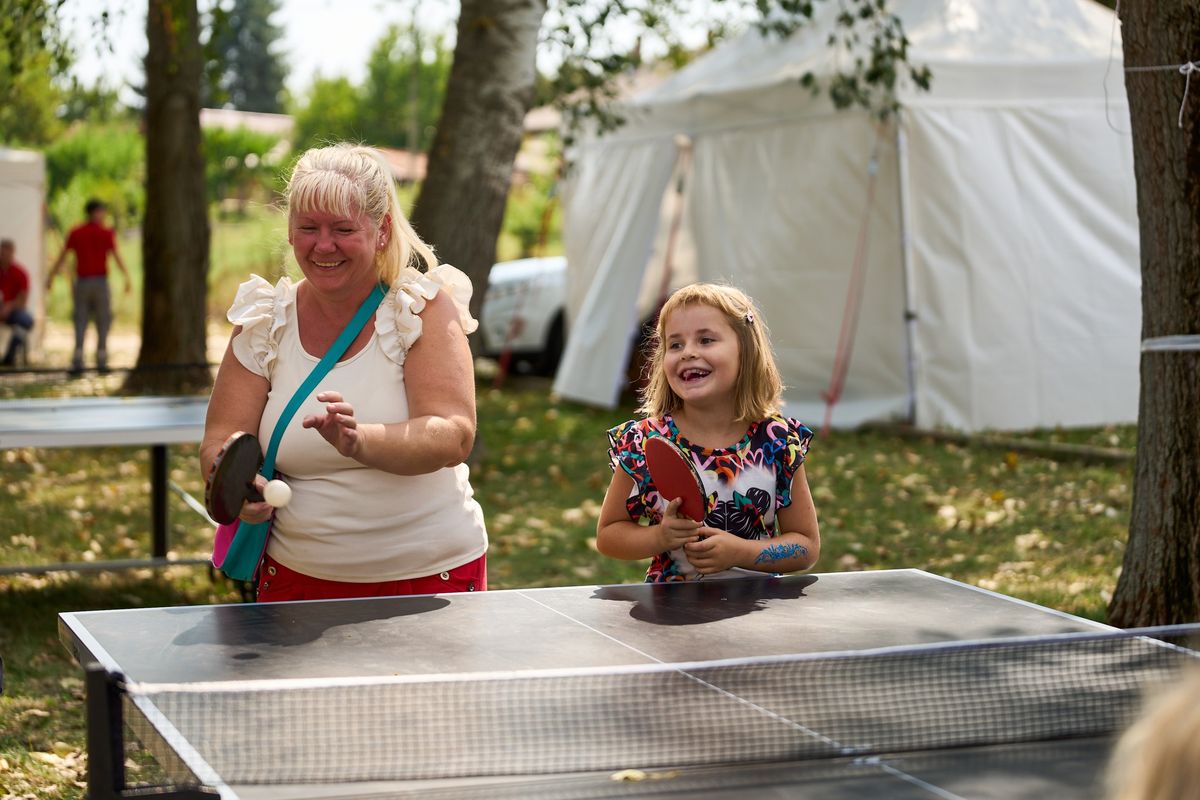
[0,238,35,367]
[47,199,131,374]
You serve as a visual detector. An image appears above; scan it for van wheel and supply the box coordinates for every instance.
[535,314,565,376]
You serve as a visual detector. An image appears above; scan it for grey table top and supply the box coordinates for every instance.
[0,395,207,448]
[60,569,1138,799]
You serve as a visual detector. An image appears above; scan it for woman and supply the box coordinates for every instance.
[201,143,487,601]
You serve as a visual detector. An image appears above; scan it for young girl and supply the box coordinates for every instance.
[597,283,820,582]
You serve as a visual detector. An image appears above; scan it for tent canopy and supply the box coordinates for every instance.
[552,0,1139,432]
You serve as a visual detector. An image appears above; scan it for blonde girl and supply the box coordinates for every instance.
[597,283,820,581]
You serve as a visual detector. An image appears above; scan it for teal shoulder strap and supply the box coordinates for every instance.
[220,282,387,582]
[260,282,387,477]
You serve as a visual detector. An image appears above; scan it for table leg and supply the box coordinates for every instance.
[85,664,125,797]
[152,445,168,559]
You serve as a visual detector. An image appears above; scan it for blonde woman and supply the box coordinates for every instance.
[202,144,487,601]
[597,283,820,582]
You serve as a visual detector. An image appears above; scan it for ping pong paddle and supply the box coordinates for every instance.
[205,431,290,525]
[644,436,706,523]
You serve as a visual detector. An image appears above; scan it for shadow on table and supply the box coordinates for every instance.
[591,574,817,626]
[170,594,452,650]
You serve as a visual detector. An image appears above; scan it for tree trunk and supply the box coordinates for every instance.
[410,0,547,340]
[126,0,212,394]
[1108,2,1200,627]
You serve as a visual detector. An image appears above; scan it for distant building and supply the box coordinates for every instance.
[194,105,577,187]
[200,108,295,138]
[375,147,428,185]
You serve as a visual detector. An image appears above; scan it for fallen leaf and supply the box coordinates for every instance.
[611,769,647,782]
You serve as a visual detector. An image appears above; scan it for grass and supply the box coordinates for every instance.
[0,370,1137,798]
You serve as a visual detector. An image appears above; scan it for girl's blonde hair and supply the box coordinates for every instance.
[285,143,437,284]
[1105,669,1200,800]
[638,283,784,423]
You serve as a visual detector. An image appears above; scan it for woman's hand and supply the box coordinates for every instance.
[684,530,751,574]
[239,474,274,524]
[302,390,363,458]
[657,498,702,552]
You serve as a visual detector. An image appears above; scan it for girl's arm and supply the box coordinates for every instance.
[684,464,821,574]
[201,330,272,523]
[596,469,701,560]
[303,291,476,474]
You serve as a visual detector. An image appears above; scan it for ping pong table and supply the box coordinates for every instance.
[59,569,1195,799]
[0,395,210,573]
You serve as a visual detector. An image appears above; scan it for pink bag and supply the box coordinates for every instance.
[211,521,239,569]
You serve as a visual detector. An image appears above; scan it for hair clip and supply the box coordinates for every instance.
[744,312,755,325]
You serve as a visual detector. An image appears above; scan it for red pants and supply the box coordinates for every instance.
[256,553,487,602]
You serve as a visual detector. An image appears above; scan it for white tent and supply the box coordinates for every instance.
[552,0,1140,432]
[0,148,46,354]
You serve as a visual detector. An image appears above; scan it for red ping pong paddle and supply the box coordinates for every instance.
[644,436,706,523]
[205,431,267,525]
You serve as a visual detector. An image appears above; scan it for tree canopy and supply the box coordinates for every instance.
[203,0,288,112]
[291,22,452,152]
[0,0,70,145]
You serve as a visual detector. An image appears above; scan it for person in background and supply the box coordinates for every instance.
[0,238,35,367]
[46,199,131,374]
[200,143,488,602]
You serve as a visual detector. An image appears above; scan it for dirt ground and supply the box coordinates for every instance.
[16,319,234,372]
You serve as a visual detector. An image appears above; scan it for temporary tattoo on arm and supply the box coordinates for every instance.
[755,543,808,564]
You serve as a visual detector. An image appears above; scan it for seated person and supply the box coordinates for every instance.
[0,238,34,366]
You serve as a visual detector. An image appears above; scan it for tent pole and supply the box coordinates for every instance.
[895,115,919,426]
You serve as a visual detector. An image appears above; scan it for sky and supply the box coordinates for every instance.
[61,0,460,103]
[61,0,730,106]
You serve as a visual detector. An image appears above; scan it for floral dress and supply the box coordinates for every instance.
[607,414,812,582]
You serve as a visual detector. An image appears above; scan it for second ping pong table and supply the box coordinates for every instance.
[0,395,210,573]
[59,569,1196,799]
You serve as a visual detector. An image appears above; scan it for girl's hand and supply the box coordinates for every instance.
[684,529,750,574]
[239,474,274,524]
[657,498,702,552]
[302,391,363,458]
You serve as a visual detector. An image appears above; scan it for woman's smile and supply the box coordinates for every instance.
[289,207,379,296]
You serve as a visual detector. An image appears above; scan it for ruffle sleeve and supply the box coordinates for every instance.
[769,416,813,509]
[228,275,295,379]
[376,264,479,366]
[606,419,648,480]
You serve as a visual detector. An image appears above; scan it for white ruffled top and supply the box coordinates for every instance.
[227,264,478,379]
[222,264,487,583]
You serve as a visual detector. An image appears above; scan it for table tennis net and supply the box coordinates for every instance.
[117,625,1200,787]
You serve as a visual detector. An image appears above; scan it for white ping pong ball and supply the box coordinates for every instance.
[264,480,292,508]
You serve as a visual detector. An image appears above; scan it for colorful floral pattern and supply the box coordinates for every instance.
[607,414,812,582]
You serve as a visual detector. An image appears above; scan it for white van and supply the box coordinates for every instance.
[479,255,567,375]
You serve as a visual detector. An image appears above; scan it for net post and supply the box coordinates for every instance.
[85,662,125,799]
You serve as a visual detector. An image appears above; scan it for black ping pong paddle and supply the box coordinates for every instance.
[205,431,266,525]
[644,436,707,523]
